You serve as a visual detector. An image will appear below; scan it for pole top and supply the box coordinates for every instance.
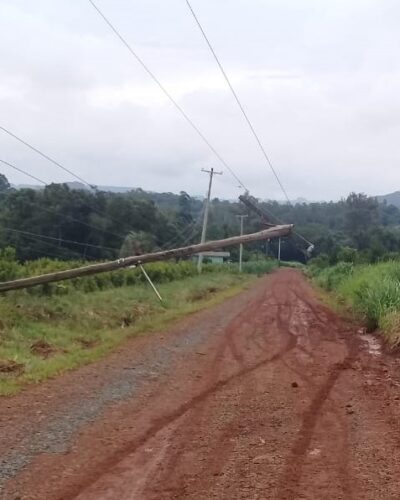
[201,167,223,175]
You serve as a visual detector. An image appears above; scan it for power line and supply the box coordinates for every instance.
[185,0,291,204]
[250,202,313,246]
[0,158,124,242]
[2,227,118,251]
[38,204,122,245]
[88,0,296,221]
[0,158,46,186]
[0,157,203,254]
[87,0,247,191]
[180,225,202,247]
[0,127,128,229]
[160,202,206,250]
[161,218,202,250]
[185,1,314,249]
[3,229,95,261]
[28,246,88,261]
[160,221,197,250]
[0,126,95,190]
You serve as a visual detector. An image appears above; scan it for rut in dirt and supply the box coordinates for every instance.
[3,269,400,500]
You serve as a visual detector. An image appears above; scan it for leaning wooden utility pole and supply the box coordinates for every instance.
[198,167,222,273]
[236,214,248,272]
[0,225,293,293]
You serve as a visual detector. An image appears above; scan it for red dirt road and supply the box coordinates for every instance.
[3,269,400,499]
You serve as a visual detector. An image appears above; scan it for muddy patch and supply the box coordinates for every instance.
[361,333,381,356]
[0,359,24,375]
[30,340,56,359]
[76,338,98,350]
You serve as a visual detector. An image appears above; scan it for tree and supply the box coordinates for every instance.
[345,193,379,235]
[337,246,358,263]
[0,173,10,193]
[119,231,156,257]
[177,191,193,225]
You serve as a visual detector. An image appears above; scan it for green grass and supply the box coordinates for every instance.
[311,260,400,348]
[239,260,279,275]
[279,260,305,269]
[0,272,257,395]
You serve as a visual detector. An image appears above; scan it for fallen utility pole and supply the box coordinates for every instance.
[0,225,292,293]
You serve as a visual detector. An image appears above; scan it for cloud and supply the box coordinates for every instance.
[0,0,400,201]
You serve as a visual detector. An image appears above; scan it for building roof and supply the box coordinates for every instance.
[194,251,230,257]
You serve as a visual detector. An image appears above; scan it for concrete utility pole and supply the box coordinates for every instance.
[198,167,222,273]
[278,237,282,263]
[236,215,248,272]
[265,238,270,257]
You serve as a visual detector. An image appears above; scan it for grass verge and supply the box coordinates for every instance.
[310,260,400,348]
[0,272,257,396]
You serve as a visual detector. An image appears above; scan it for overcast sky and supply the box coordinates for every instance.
[0,0,399,201]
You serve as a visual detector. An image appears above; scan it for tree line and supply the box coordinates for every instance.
[0,172,399,264]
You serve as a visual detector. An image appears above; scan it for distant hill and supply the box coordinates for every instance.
[14,181,133,193]
[12,182,204,211]
[376,191,400,208]
[13,182,321,205]
[262,197,319,205]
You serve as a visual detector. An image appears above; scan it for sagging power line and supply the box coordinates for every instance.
[0,158,47,187]
[0,127,128,230]
[89,0,312,250]
[160,214,203,250]
[0,158,210,258]
[185,0,291,205]
[0,126,96,190]
[6,229,96,261]
[87,0,247,191]
[2,227,118,252]
[185,1,314,251]
[0,158,124,243]
[87,1,306,252]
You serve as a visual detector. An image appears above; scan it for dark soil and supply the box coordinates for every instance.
[30,340,56,359]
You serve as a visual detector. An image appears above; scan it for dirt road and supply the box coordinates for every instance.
[2,269,400,499]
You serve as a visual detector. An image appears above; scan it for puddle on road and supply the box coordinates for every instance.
[361,334,381,356]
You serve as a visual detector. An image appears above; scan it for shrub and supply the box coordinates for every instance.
[309,253,330,270]
[337,246,358,263]
[314,262,354,291]
[0,247,21,282]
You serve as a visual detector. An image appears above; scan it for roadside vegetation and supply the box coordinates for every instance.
[3,164,400,388]
[304,190,400,349]
[310,258,400,349]
[0,258,277,395]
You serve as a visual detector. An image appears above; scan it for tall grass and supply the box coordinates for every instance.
[312,260,400,347]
